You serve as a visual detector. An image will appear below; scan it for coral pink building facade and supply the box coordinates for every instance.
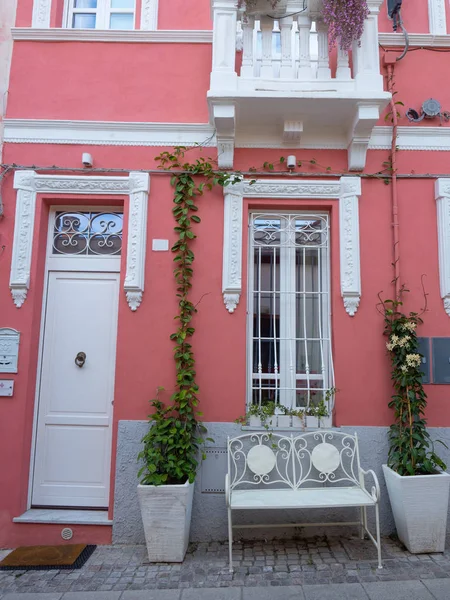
[1,0,450,549]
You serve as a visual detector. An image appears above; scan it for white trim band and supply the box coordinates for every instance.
[4,119,216,147]
[10,171,150,311]
[378,33,450,46]
[11,27,214,43]
[6,120,450,151]
[222,177,362,316]
[14,28,450,47]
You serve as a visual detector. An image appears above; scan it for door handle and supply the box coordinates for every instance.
[75,352,86,368]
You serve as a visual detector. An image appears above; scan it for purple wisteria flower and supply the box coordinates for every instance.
[322,0,370,51]
[236,0,369,51]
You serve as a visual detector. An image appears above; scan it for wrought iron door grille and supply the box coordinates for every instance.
[53,211,123,256]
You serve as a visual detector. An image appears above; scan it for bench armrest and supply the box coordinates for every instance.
[225,473,230,507]
[359,467,380,502]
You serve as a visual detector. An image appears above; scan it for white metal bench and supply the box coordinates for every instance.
[225,431,382,571]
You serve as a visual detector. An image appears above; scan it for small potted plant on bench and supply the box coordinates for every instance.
[380,293,450,553]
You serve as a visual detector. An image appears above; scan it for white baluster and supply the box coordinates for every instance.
[316,20,331,80]
[260,16,274,79]
[297,15,313,80]
[241,16,255,78]
[279,15,294,79]
[336,44,351,80]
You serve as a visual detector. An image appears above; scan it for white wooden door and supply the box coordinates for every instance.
[32,271,119,507]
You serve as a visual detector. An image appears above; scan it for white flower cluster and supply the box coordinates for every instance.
[386,334,411,352]
[405,354,421,368]
[401,321,417,332]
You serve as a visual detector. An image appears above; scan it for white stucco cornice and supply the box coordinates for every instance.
[11,28,214,43]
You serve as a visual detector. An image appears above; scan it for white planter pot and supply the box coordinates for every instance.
[244,0,288,17]
[291,416,304,429]
[306,416,319,428]
[277,415,291,428]
[137,480,194,562]
[249,415,262,427]
[382,465,450,553]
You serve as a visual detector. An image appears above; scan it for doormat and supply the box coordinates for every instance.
[0,544,96,571]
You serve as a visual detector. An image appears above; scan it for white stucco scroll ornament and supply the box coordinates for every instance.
[221,176,362,316]
[435,178,450,316]
[10,170,150,311]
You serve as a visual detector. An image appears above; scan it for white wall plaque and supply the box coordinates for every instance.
[0,328,20,373]
[152,239,169,251]
[0,380,14,396]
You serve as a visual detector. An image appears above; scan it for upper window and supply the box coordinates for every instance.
[68,0,135,30]
[248,212,333,413]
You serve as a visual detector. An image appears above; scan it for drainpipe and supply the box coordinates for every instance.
[384,55,401,299]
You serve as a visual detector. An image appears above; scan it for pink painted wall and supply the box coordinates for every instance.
[2,141,450,548]
[7,42,211,122]
[15,0,213,28]
[2,0,450,549]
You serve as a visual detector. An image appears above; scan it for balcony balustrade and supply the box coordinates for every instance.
[208,0,390,170]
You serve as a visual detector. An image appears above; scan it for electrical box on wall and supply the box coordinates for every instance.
[432,338,450,384]
[0,328,20,374]
[200,448,227,493]
[0,380,14,397]
[417,338,430,384]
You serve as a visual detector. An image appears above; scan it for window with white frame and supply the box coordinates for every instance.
[67,0,135,29]
[248,212,333,413]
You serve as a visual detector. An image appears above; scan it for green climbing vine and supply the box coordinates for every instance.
[138,147,240,486]
[379,287,447,476]
[137,144,398,486]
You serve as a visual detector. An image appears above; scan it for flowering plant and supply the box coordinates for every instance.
[322,0,369,51]
[237,0,369,51]
[382,296,446,476]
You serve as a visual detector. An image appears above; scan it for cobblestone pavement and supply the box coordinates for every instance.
[2,536,450,595]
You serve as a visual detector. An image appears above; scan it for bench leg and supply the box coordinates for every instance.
[375,503,382,569]
[228,507,233,573]
[359,508,365,539]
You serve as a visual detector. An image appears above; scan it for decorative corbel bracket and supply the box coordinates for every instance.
[212,103,236,169]
[10,170,150,311]
[283,121,303,144]
[435,178,450,316]
[339,177,362,316]
[347,104,380,171]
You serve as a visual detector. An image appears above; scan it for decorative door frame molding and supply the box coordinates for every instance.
[10,170,150,311]
[222,176,362,316]
[435,178,450,316]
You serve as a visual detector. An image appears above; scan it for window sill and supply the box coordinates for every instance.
[11,28,213,43]
[13,509,112,526]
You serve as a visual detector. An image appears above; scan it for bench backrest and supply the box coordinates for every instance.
[227,431,362,491]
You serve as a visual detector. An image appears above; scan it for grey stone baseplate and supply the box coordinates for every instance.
[113,422,450,546]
